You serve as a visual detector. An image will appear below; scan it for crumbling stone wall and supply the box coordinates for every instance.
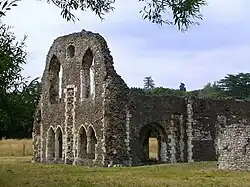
[127,93,187,165]
[216,100,250,171]
[33,30,250,169]
[127,95,222,166]
[33,30,130,166]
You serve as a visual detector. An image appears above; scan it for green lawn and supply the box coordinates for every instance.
[0,157,250,187]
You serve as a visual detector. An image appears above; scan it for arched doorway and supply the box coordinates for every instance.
[87,126,97,159]
[139,123,167,164]
[46,127,55,160]
[55,127,63,160]
[78,126,87,159]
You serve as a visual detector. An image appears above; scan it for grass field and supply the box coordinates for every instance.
[1,157,250,187]
[0,139,32,157]
[1,139,250,187]
[0,138,158,158]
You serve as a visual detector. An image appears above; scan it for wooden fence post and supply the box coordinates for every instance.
[23,144,25,156]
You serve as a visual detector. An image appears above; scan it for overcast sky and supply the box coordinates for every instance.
[3,0,250,90]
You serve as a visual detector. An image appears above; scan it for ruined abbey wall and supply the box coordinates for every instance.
[33,30,250,169]
[33,30,131,166]
[216,100,250,170]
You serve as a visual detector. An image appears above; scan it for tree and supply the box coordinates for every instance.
[130,87,146,95]
[0,21,41,138]
[197,82,226,99]
[144,76,155,91]
[150,87,187,97]
[0,23,27,137]
[2,0,206,31]
[179,82,186,92]
[217,73,250,100]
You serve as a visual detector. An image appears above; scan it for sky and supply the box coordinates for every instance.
[2,0,250,91]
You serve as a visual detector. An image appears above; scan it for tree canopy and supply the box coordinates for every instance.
[133,73,250,101]
[0,16,41,139]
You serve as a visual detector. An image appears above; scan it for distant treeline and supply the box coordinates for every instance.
[133,73,250,100]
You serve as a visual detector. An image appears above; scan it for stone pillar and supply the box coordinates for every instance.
[179,115,185,162]
[125,111,132,166]
[32,108,42,163]
[40,103,45,162]
[40,123,44,162]
[64,85,77,164]
[186,98,194,162]
[169,115,176,163]
[80,69,83,102]
[160,141,167,162]
[101,84,107,166]
[216,115,227,160]
[32,128,40,163]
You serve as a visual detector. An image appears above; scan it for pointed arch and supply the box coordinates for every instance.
[48,55,62,104]
[78,125,87,159]
[46,127,55,160]
[81,48,94,99]
[87,124,97,137]
[55,126,63,159]
[87,125,97,159]
[139,123,167,163]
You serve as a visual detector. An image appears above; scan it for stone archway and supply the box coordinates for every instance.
[87,126,97,159]
[78,126,87,159]
[46,127,55,161]
[139,123,167,164]
[55,127,63,160]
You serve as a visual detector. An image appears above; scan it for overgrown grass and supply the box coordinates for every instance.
[1,157,250,187]
[0,139,33,156]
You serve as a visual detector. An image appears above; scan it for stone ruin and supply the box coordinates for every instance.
[33,30,250,170]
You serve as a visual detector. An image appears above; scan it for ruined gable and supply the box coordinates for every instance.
[33,30,250,170]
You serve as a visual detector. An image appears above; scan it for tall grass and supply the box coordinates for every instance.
[0,139,33,156]
[0,138,158,158]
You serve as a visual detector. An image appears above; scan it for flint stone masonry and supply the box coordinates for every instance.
[217,122,250,170]
[32,30,250,169]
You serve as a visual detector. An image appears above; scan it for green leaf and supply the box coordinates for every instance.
[2,1,8,9]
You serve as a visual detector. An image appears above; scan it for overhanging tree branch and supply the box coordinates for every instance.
[2,0,207,31]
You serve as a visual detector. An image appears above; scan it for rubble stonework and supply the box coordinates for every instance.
[217,120,250,170]
[32,30,250,169]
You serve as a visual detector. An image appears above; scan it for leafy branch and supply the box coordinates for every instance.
[46,0,207,31]
[0,0,20,17]
[0,0,207,31]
